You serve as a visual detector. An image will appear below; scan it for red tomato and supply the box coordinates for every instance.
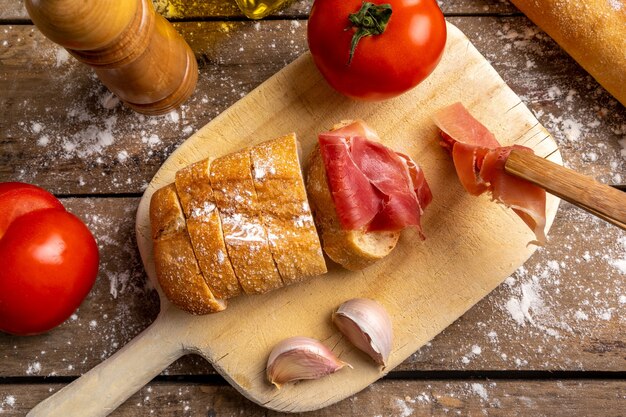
[0,182,64,239]
[0,183,99,335]
[307,0,447,100]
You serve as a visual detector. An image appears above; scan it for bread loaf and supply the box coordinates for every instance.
[509,0,626,106]
[150,133,327,314]
[150,184,226,314]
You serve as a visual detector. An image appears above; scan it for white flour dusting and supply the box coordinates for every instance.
[108,271,130,299]
[609,237,626,274]
[26,362,42,375]
[393,398,414,417]
[100,92,120,110]
[0,395,17,412]
[37,135,49,147]
[55,48,69,67]
[471,383,489,401]
[61,116,117,158]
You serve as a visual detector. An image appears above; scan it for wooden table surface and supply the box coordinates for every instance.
[0,0,625,415]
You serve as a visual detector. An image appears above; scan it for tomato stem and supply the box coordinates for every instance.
[347,2,392,65]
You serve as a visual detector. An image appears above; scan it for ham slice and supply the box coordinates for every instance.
[319,121,431,235]
[318,135,380,230]
[433,103,547,244]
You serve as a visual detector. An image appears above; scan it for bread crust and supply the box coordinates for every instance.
[150,184,226,314]
[250,133,327,283]
[175,159,242,299]
[510,0,626,106]
[305,144,400,271]
[209,149,284,294]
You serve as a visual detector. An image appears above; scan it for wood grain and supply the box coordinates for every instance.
[0,18,623,195]
[506,150,626,230]
[1,0,625,414]
[2,380,626,416]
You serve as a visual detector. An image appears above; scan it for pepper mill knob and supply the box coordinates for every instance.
[25,0,198,115]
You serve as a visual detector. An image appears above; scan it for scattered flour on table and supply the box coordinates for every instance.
[61,116,117,158]
[99,92,120,110]
[394,382,500,413]
[3,396,15,407]
[26,362,42,375]
[0,395,17,412]
[609,237,626,274]
[55,48,69,67]
[393,398,414,417]
[471,383,489,401]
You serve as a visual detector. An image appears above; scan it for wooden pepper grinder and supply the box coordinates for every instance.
[25,0,198,115]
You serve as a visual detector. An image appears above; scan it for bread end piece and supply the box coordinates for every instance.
[150,184,226,314]
[305,144,399,271]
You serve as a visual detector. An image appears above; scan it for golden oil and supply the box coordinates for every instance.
[235,0,292,19]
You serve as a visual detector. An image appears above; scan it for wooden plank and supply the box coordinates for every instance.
[0,0,520,21]
[0,17,623,195]
[1,379,625,416]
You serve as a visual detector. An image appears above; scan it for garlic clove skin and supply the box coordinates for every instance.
[266,336,350,388]
[332,298,393,368]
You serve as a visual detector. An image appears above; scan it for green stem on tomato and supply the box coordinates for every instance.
[347,2,392,65]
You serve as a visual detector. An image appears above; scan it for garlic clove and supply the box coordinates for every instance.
[332,298,393,368]
[266,336,350,388]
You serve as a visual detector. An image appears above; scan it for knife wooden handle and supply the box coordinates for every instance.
[505,149,626,230]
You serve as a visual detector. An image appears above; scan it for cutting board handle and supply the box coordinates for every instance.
[27,311,185,417]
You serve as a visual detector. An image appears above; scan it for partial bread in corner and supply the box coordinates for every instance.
[509,0,626,106]
[175,158,242,299]
[250,133,327,283]
[150,184,226,314]
[209,149,284,294]
[306,144,400,271]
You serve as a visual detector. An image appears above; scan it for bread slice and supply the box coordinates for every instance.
[209,149,283,294]
[306,144,400,271]
[175,158,242,299]
[250,133,327,283]
[150,184,226,314]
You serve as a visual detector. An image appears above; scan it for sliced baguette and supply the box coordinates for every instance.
[209,149,284,294]
[250,133,327,283]
[150,184,226,314]
[175,158,242,299]
[306,143,400,271]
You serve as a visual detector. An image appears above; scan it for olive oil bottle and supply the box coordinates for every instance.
[235,0,292,19]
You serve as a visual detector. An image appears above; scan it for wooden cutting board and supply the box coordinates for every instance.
[27,22,561,417]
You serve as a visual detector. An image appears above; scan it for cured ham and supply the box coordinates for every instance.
[319,121,431,235]
[433,102,547,244]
